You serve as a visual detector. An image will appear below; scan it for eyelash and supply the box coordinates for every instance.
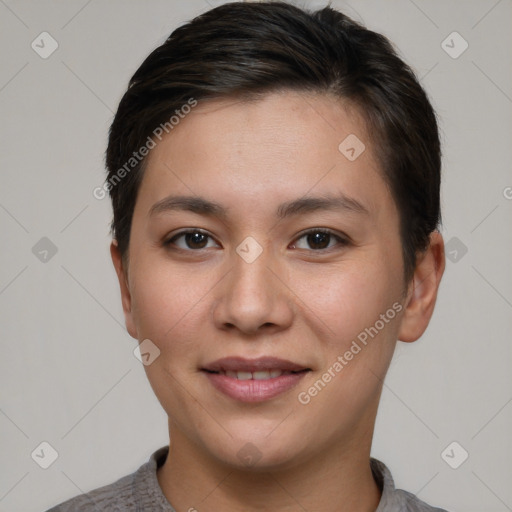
[163,228,349,252]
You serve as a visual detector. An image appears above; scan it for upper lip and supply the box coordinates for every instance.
[202,356,310,373]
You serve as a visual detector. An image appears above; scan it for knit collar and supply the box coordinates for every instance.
[134,445,400,511]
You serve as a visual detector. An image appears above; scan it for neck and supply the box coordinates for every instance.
[157,422,381,512]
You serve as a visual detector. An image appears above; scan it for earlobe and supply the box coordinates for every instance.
[398,231,445,343]
[110,240,138,340]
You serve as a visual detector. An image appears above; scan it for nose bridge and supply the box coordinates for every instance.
[212,238,292,333]
[235,240,274,294]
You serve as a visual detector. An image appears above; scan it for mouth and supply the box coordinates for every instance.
[201,356,311,402]
[202,355,310,371]
[202,368,309,380]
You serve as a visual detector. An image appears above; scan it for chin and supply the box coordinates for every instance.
[206,428,308,472]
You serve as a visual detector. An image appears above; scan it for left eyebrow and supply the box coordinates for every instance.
[148,193,370,220]
[276,193,370,218]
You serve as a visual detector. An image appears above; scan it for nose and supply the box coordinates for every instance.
[212,245,294,336]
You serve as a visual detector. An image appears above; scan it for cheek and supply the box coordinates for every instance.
[290,258,400,345]
[294,269,400,436]
[131,263,207,404]
[130,260,208,344]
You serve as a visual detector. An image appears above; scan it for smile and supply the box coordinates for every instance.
[206,369,307,380]
[202,369,310,402]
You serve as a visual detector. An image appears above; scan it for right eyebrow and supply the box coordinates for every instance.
[148,195,229,220]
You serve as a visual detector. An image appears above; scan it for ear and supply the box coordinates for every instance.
[110,240,138,340]
[398,231,445,343]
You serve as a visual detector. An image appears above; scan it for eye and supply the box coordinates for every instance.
[290,229,348,251]
[164,228,348,252]
[164,229,220,250]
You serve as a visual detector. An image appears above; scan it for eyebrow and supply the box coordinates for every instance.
[148,193,370,220]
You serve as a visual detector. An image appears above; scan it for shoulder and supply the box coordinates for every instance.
[44,471,136,512]
[394,488,451,512]
[44,446,172,512]
[371,458,451,512]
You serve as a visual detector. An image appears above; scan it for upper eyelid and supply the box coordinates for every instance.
[295,227,345,239]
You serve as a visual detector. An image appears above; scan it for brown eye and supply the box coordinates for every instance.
[165,230,219,250]
[292,229,348,251]
[306,232,331,250]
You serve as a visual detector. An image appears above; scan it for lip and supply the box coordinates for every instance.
[201,356,311,403]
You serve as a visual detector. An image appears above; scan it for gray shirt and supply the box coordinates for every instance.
[45,446,450,511]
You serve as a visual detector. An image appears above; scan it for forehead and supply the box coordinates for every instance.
[165,91,371,156]
[137,91,394,224]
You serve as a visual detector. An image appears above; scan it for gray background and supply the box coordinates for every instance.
[1,1,511,511]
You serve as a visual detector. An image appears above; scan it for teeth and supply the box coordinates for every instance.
[222,369,287,380]
[253,370,273,380]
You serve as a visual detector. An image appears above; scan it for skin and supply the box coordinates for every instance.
[111,91,445,512]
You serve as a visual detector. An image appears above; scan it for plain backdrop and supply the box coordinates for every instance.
[1,1,511,511]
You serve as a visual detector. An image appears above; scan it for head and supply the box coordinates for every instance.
[107,1,445,470]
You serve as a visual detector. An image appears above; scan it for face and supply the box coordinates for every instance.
[112,91,427,471]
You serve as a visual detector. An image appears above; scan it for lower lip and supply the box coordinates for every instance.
[202,371,309,403]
